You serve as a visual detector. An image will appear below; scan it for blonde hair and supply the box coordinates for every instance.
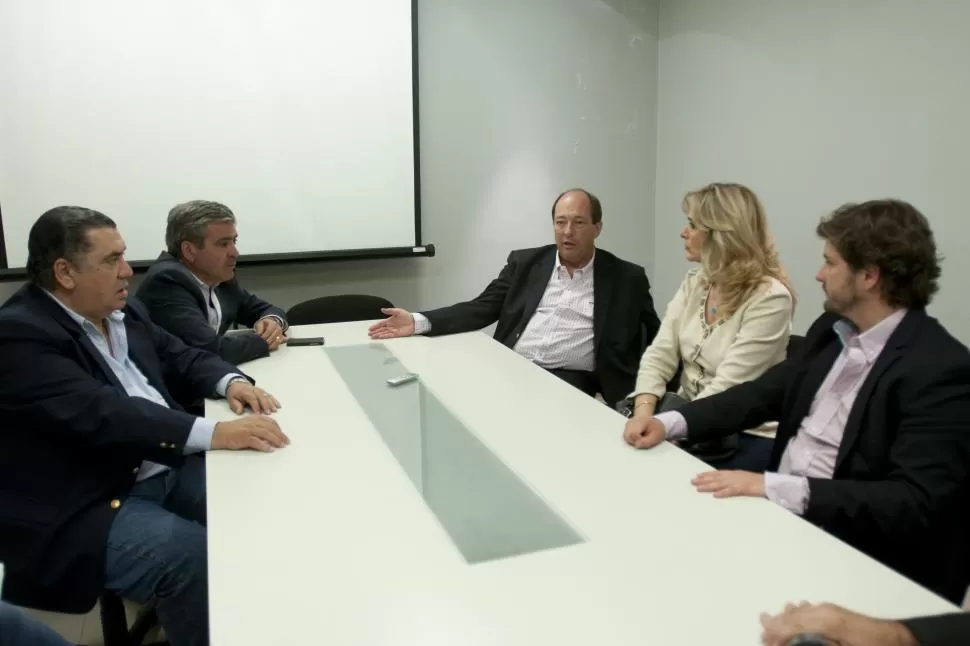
[682,182,793,317]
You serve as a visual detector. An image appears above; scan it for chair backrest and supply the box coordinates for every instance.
[786,334,806,360]
[286,295,394,325]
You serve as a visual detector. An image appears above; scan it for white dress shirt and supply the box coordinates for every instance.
[413,253,596,371]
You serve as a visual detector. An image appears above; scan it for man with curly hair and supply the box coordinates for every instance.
[627,199,970,604]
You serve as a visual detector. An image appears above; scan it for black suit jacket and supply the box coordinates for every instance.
[0,284,247,612]
[421,245,661,407]
[137,252,286,365]
[678,310,970,603]
[903,613,970,646]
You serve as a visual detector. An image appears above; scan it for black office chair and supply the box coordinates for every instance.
[286,295,393,325]
[98,592,165,646]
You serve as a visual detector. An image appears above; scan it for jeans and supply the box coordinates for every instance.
[0,602,72,646]
[104,454,209,646]
[707,434,775,472]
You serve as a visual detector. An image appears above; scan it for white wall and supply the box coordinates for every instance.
[0,0,661,315]
[654,0,970,341]
[412,0,659,311]
[5,1,970,342]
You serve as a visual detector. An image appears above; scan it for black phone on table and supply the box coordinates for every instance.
[287,337,325,347]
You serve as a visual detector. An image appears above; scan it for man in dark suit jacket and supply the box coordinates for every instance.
[0,207,289,646]
[760,600,970,646]
[137,200,288,366]
[627,199,970,604]
[369,189,661,407]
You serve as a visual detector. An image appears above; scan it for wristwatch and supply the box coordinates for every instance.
[225,376,250,392]
[785,635,828,646]
[616,397,634,418]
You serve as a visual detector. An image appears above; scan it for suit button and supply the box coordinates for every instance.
[159,442,167,448]
[110,499,121,510]
[132,467,140,475]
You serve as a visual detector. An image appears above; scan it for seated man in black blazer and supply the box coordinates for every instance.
[626,199,970,604]
[0,207,289,646]
[760,600,970,646]
[368,188,661,407]
[137,200,288,366]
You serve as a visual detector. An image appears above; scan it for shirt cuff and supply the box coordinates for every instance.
[412,312,431,335]
[216,373,248,398]
[258,314,288,333]
[653,411,688,442]
[185,417,216,454]
[764,472,810,515]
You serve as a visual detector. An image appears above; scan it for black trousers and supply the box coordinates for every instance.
[546,367,600,398]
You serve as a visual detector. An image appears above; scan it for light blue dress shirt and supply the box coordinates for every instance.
[47,293,240,481]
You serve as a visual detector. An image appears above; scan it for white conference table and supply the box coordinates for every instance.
[205,322,957,645]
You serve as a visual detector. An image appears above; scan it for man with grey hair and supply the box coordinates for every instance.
[0,206,289,646]
[137,200,288,366]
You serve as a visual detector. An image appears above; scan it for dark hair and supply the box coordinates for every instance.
[816,199,941,309]
[551,188,602,224]
[26,206,117,289]
[166,200,236,258]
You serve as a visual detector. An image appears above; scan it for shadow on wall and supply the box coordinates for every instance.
[599,0,659,36]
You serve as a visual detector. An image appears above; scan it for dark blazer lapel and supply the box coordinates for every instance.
[519,248,557,324]
[772,338,842,463]
[792,341,841,417]
[214,279,248,334]
[124,315,181,408]
[593,251,614,352]
[835,310,922,469]
[213,284,231,335]
[162,252,211,315]
[125,316,161,380]
[25,285,126,392]
[163,252,226,333]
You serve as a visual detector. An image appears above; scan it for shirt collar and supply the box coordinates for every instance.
[187,268,216,292]
[555,250,596,274]
[43,290,125,330]
[833,308,907,363]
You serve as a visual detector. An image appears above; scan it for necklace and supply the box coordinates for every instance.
[707,285,719,317]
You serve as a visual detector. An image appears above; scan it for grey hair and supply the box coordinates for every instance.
[165,200,236,258]
[27,206,117,289]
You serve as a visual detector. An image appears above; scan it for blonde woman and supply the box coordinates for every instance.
[622,183,794,471]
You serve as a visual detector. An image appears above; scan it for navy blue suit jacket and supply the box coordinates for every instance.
[137,252,286,366]
[903,612,970,646]
[0,284,246,612]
